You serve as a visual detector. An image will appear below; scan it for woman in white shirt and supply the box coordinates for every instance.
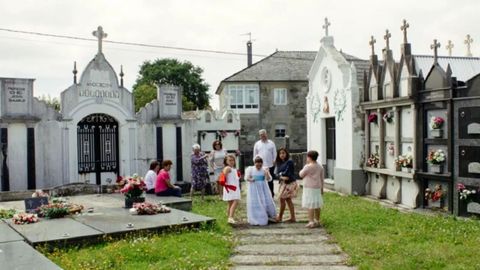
[144,160,160,194]
[209,140,227,196]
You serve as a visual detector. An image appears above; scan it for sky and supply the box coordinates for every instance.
[0,0,478,109]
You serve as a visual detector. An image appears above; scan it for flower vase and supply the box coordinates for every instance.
[401,167,412,173]
[430,164,443,174]
[431,129,443,138]
[125,197,145,208]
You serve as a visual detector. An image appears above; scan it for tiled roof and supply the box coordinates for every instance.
[413,55,480,82]
[222,51,317,82]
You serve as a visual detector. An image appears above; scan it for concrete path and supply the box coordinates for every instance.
[230,184,356,270]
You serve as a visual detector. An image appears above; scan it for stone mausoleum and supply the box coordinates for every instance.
[0,26,240,192]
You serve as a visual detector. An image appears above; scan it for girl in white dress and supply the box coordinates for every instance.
[246,156,277,226]
[222,154,241,224]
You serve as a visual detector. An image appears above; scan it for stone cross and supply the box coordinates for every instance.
[384,29,391,50]
[322,17,331,37]
[465,34,473,57]
[369,36,376,56]
[92,26,108,54]
[400,19,409,44]
[446,40,454,56]
[431,39,441,63]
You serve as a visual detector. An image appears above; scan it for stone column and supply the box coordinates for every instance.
[394,106,401,170]
[378,108,385,168]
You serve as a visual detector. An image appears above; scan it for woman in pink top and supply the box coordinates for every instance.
[299,150,324,228]
[155,160,182,197]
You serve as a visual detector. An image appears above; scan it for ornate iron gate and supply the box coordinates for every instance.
[77,113,119,184]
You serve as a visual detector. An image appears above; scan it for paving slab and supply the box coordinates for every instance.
[233,266,356,270]
[231,254,347,266]
[235,243,340,255]
[236,227,326,236]
[0,241,62,270]
[237,233,329,244]
[0,221,24,243]
[72,207,213,234]
[6,217,104,245]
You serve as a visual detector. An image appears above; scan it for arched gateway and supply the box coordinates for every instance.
[77,113,119,185]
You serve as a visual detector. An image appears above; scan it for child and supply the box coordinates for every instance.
[222,154,241,224]
[274,148,297,223]
[246,156,277,226]
[299,150,324,228]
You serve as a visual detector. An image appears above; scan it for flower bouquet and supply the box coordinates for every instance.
[234,129,241,137]
[425,184,445,205]
[118,174,147,208]
[36,203,70,219]
[430,116,444,129]
[368,112,378,124]
[12,213,39,225]
[395,154,413,168]
[457,183,478,201]
[366,153,379,167]
[130,202,171,215]
[427,149,445,165]
[383,111,394,124]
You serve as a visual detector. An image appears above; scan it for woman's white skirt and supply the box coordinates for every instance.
[302,187,323,209]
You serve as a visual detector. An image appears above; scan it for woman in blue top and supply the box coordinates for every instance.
[246,156,277,226]
[274,148,298,223]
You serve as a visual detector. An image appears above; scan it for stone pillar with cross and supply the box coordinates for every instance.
[446,40,454,57]
[369,35,378,65]
[384,29,391,50]
[465,34,473,57]
[92,26,108,55]
[322,17,331,37]
[431,39,441,64]
[400,19,409,44]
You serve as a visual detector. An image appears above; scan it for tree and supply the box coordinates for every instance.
[132,58,210,112]
[38,94,60,111]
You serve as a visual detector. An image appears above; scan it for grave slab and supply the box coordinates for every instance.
[0,221,24,243]
[6,217,104,245]
[72,207,213,234]
[0,241,61,270]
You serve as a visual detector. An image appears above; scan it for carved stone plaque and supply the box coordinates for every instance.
[467,202,480,214]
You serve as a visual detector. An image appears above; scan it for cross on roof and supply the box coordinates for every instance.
[92,26,108,54]
[322,17,331,37]
[384,29,391,50]
[369,35,376,56]
[465,34,473,57]
[446,40,454,56]
[430,39,441,63]
[400,19,409,44]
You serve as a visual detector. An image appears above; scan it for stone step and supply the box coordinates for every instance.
[231,254,347,266]
[234,243,340,255]
[237,233,329,244]
[236,227,326,236]
[233,266,356,270]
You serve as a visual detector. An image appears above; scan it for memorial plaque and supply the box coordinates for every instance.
[467,202,480,214]
[0,78,34,116]
[459,146,480,178]
[459,107,480,138]
[158,84,182,119]
[24,197,49,213]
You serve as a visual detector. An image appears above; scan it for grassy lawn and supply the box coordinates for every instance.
[40,197,233,270]
[322,192,480,270]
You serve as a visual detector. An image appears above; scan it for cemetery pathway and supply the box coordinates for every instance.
[230,186,356,270]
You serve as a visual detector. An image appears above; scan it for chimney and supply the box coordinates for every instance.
[247,40,252,67]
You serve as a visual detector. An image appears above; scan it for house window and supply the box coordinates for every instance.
[274,88,287,105]
[228,84,259,110]
[275,124,286,138]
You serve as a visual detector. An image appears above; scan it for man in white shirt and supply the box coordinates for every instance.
[144,160,160,194]
[253,129,277,197]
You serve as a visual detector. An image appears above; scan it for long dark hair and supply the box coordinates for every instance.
[275,147,290,164]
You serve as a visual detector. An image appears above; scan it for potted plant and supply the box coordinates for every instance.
[430,116,445,138]
[366,153,380,168]
[117,174,147,208]
[426,149,446,174]
[368,112,378,125]
[395,154,413,173]
[383,111,394,124]
[425,184,445,209]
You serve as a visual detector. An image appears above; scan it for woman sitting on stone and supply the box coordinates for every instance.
[155,160,182,197]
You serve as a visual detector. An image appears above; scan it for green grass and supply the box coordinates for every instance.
[40,196,233,270]
[322,193,480,270]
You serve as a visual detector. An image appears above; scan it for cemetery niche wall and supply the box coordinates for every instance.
[0,26,240,193]
[361,20,480,215]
